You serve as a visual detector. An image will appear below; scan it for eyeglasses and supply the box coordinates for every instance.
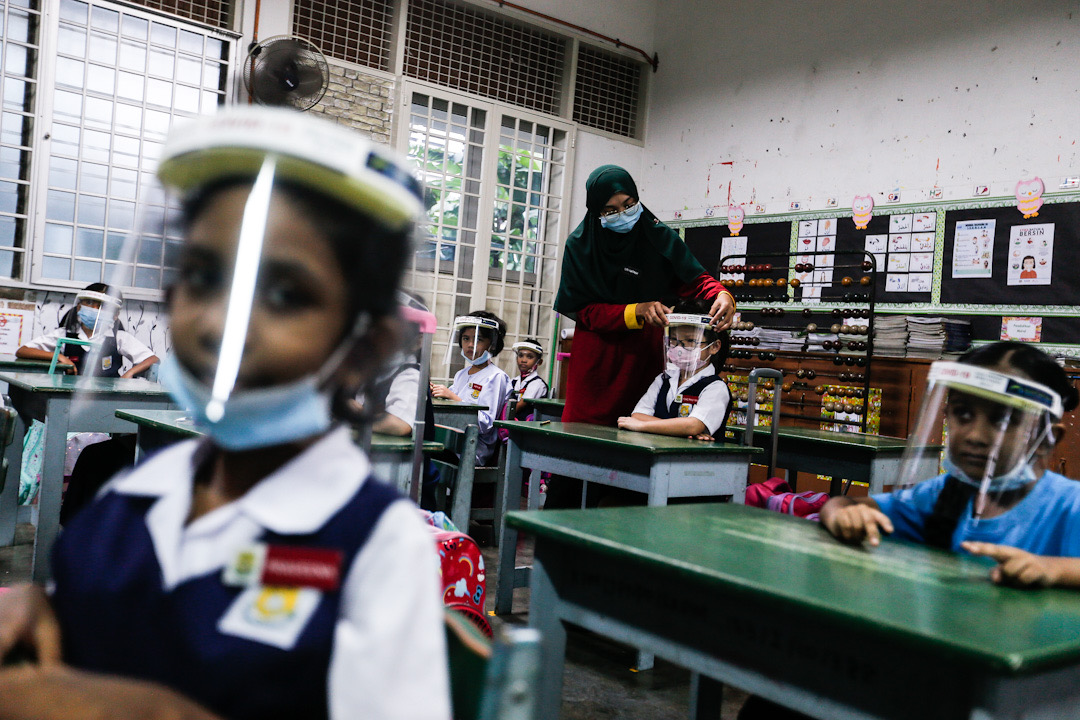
[599,197,638,218]
[666,337,711,350]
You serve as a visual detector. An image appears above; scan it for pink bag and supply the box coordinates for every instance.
[744,477,790,507]
[745,477,827,522]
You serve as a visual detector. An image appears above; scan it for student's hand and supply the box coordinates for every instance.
[637,301,672,327]
[616,416,645,432]
[0,584,61,666]
[822,499,894,547]
[0,665,224,719]
[688,432,715,441]
[58,356,76,375]
[707,292,736,331]
[429,384,461,402]
[961,542,1062,588]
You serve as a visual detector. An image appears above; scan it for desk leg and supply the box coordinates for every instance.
[634,466,671,672]
[33,401,68,583]
[530,559,566,720]
[0,408,25,546]
[689,673,723,720]
[494,435,524,615]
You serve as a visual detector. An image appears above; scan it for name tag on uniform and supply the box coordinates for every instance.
[623,266,640,276]
[675,394,699,417]
[223,543,343,591]
[101,355,112,371]
[218,585,322,649]
[470,382,483,400]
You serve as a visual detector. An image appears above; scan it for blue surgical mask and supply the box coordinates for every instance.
[461,349,491,367]
[78,307,102,332]
[942,453,1041,493]
[158,353,333,451]
[599,201,643,233]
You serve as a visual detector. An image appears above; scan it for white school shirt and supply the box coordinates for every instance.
[510,370,548,401]
[102,427,451,720]
[449,362,510,465]
[26,326,155,369]
[383,366,421,427]
[632,364,731,435]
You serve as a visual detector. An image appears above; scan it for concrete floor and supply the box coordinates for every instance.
[0,522,749,719]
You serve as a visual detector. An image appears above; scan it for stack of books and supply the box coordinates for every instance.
[907,317,947,359]
[873,315,908,357]
[942,318,972,354]
[807,332,838,354]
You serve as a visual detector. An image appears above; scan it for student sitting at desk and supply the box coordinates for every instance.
[508,338,549,421]
[821,341,1080,588]
[430,312,510,466]
[618,298,731,439]
[16,283,159,378]
[365,294,435,438]
[0,107,449,719]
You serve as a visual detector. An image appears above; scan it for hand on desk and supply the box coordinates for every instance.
[0,584,61,667]
[961,542,1080,588]
[820,497,894,547]
[58,356,77,375]
[429,384,461,402]
[616,416,645,432]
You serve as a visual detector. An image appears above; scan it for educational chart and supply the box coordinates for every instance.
[874,212,936,294]
[1001,317,1042,342]
[796,218,838,301]
[952,219,995,278]
[0,307,30,354]
[1007,223,1054,286]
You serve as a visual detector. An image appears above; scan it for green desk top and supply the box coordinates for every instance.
[727,424,937,452]
[524,398,565,411]
[432,399,485,412]
[0,372,167,395]
[0,355,73,371]
[495,420,763,456]
[114,408,443,452]
[509,503,1080,674]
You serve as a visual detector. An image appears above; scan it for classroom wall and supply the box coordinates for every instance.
[639,0,1080,220]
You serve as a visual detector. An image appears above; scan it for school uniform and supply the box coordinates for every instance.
[632,364,731,435]
[25,326,154,377]
[874,471,1080,555]
[509,369,549,420]
[372,363,423,429]
[449,362,509,465]
[51,427,451,720]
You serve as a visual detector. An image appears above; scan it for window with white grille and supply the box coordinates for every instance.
[404,0,565,118]
[126,0,231,30]
[573,44,641,138]
[36,0,231,291]
[0,0,40,279]
[292,0,394,71]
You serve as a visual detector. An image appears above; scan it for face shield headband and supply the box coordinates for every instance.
[450,315,500,366]
[664,313,716,373]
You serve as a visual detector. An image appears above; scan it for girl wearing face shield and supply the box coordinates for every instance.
[0,108,450,719]
[821,341,1080,589]
[16,283,159,378]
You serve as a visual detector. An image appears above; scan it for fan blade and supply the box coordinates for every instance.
[292,64,326,97]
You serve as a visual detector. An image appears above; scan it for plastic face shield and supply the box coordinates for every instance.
[511,340,543,368]
[893,360,1063,520]
[150,106,422,423]
[664,314,715,374]
[447,315,500,367]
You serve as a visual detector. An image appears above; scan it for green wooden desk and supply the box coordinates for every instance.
[493,421,762,617]
[433,398,485,431]
[0,355,74,374]
[523,397,564,422]
[114,408,444,497]
[512,503,1080,720]
[0,373,174,581]
[728,425,943,494]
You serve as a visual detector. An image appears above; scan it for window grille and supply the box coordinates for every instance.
[573,43,641,138]
[404,0,565,117]
[292,0,393,71]
[37,0,230,290]
[126,0,231,30]
[0,0,40,279]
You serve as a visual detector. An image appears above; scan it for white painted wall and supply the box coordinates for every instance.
[641,0,1080,220]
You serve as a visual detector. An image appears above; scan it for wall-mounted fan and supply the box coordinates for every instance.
[243,36,329,111]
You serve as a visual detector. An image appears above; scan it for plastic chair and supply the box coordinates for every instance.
[445,608,541,720]
[431,423,504,540]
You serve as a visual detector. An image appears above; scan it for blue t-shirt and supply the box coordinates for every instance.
[873,471,1080,555]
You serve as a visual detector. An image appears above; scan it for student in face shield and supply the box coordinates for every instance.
[821,341,1080,589]
[0,108,450,720]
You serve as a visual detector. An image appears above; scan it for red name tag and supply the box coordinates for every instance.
[681,395,699,405]
[261,546,343,591]
[471,383,483,392]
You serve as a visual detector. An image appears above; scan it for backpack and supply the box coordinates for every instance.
[744,477,828,522]
[419,510,491,637]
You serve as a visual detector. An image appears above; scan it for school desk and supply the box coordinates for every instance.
[512,502,1080,720]
[433,398,485,431]
[728,425,942,494]
[0,355,73,372]
[113,408,444,497]
[523,397,564,422]
[492,421,762,616]
[0,372,174,581]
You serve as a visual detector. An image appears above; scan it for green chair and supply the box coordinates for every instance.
[431,423,504,539]
[445,609,541,720]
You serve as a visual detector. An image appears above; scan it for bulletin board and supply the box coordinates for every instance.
[674,192,1080,352]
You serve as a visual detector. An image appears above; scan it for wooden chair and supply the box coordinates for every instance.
[445,609,541,720]
[430,423,504,540]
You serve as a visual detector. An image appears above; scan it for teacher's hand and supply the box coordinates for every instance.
[638,301,672,327]
[708,292,736,331]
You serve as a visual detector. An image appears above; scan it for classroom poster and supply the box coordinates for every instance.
[0,309,29,354]
[1000,316,1042,342]
[1007,223,1054,286]
[952,219,995,278]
